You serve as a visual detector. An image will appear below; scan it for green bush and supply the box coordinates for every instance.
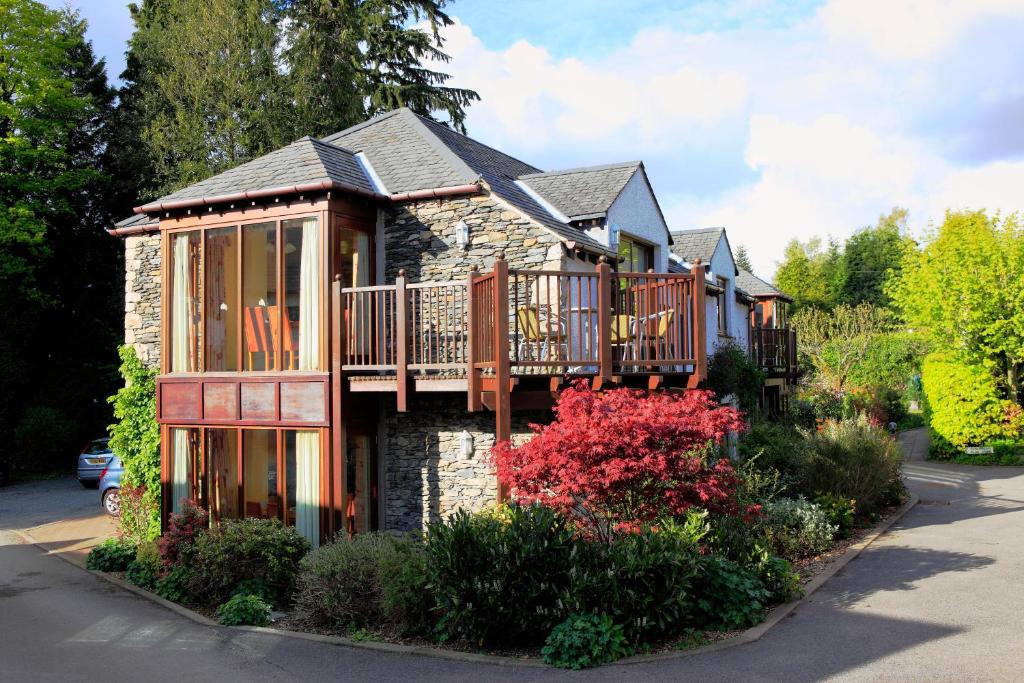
[187,518,309,608]
[922,352,1021,448]
[738,421,808,492]
[216,594,272,627]
[571,518,703,644]
[802,416,904,517]
[691,555,769,630]
[293,532,430,637]
[232,579,275,603]
[759,497,837,560]
[426,505,578,647]
[108,346,161,543]
[125,542,161,589]
[707,340,765,416]
[753,554,801,603]
[155,566,192,603]
[541,614,632,670]
[814,493,856,538]
[86,538,137,572]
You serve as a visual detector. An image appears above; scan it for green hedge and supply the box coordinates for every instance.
[921,353,1018,448]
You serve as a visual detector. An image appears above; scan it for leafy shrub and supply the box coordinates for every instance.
[108,346,161,542]
[232,579,275,603]
[426,505,578,647]
[707,339,765,416]
[571,518,703,644]
[125,541,161,589]
[759,497,837,560]
[187,518,309,608]
[155,566,192,603]
[796,388,844,423]
[754,554,801,603]
[117,484,156,548]
[293,532,430,637]
[691,555,769,630]
[922,352,1022,448]
[494,382,746,539]
[86,537,137,572]
[541,614,632,670]
[216,594,271,627]
[802,416,904,517]
[814,493,856,538]
[738,421,808,491]
[158,500,208,568]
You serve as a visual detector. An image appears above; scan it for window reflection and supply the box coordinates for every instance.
[205,227,239,371]
[242,222,277,371]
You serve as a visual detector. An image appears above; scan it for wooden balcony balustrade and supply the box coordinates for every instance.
[751,326,798,379]
[335,255,709,411]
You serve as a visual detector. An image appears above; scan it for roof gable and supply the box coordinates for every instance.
[519,162,640,220]
[736,269,792,301]
[670,228,726,265]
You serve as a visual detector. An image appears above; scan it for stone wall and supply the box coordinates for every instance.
[381,393,543,532]
[383,191,563,281]
[124,233,161,370]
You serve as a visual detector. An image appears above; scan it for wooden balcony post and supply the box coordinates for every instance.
[466,265,481,412]
[331,275,344,534]
[596,256,613,384]
[395,269,409,412]
[688,258,708,388]
[493,254,511,501]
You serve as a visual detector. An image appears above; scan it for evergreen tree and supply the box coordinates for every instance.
[835,207,914,308]
[774,237,842,311]
[734,244,753,272]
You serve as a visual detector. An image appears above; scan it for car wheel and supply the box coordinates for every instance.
[102,488,121,517]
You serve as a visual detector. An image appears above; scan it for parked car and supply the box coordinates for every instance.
[77,438,113,488]
[99,456,123,517]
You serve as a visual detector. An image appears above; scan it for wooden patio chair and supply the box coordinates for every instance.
[515,306,567,367]
[269,307,300,370]
[243,305,275,370]
[609,314,639,368]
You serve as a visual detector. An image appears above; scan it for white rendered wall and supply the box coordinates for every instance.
[590,171,670,272]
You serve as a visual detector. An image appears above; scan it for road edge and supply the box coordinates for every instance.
[12,494,920,669]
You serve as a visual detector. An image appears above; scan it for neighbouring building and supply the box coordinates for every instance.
[109,107,796,544]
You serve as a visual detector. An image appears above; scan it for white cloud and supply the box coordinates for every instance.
[438,1,1024,278]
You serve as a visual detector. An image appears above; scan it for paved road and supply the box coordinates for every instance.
[2,430,1022,682]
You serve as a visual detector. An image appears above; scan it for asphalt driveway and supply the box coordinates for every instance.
[1,430,1022,681]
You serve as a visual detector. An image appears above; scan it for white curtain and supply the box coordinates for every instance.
[171,234,190,372]
[295,431,320,547]
[171,428,190,513]
[298,217,320,371]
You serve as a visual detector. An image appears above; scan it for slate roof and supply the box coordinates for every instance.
[113,213,159,230]
[736,269,792,301]
[323,108,612,254]
[518,162,641,220]
[669,228,726,265]
[153,136,375,205]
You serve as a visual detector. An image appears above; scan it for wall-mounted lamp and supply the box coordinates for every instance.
[455,220,470,249]
[459,430,474,459]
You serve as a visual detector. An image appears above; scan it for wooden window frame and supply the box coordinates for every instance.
[716,276,728,335]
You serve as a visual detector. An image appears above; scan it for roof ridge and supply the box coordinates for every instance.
[519,160,642,179]
[671,226,725,235]
[411,111,543,176]
[398,108,479,185]
[320,108,407,143]
[309,135,358,156]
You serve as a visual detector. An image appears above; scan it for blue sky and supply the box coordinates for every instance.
[48,0,1024,276]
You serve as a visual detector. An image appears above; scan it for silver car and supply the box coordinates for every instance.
[76,438,113,488]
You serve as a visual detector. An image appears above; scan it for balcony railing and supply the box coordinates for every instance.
[751,326,798,378]
[336,255,709,400]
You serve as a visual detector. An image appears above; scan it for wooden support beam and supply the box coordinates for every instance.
[596,256,613,384]
[395,269,409,412]
[688,258,708,389]
[492,254,512,502]
[648,375,663,391]
[466,265,481,412]
[331,276,344,534]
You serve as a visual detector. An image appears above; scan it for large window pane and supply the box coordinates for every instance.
[206,428,239,521]
[242,222,278,371]
[243,430,278,519]
[285,430,320,547]
[169,232,202,372]
[283,217,321,371]
[205,227,239,371]
[170,427,200,513]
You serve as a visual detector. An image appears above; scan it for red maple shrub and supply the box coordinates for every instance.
[158,500,208,568]
[493,382,747,539]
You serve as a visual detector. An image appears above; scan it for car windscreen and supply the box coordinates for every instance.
[85,440,111,454]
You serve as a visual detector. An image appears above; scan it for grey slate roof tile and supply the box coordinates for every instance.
[519,162,640,220]
[669,228,725,265]
[736,269,791,300]
[114,213,159,229]
[154,136,374,204]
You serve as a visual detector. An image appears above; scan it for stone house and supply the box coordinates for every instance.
[109,107,794,543]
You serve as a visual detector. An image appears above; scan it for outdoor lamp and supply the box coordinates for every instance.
[459,430,474,459]
[455,220,470,249]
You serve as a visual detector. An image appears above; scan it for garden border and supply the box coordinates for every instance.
[14,493,919,670]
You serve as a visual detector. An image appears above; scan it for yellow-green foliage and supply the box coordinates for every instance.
[921,353,1019,448]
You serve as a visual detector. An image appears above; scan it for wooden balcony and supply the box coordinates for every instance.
[333,255,709,412]
[751,326,798,381]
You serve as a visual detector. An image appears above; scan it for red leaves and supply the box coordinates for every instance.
[493,381,746,535]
